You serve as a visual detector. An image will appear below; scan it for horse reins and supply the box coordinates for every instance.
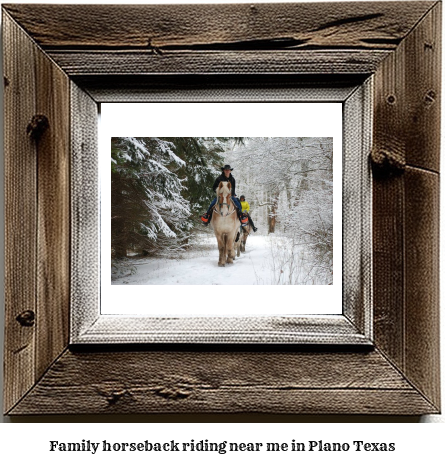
[214,192,236,217]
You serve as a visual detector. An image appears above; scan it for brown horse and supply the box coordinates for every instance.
[211,181,240,267]
[235,223,251,257]
[240,223,252,253]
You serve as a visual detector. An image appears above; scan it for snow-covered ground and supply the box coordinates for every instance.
[112,233,325,285]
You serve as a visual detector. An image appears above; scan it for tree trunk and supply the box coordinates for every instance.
[113,243,127,259]
[268,213,276,234]
[268,192,279,234]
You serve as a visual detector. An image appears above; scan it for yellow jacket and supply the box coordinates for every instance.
[240,200,250,213]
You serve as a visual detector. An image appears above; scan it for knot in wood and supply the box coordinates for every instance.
[96,386,129,405]
[16,310,35,327]
[370,149,405,177]
[27,115,49,140]
[154,386,191,400]
[105,390,128,405]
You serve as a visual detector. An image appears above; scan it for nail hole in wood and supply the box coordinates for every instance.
[425,90,436,105]
[386,95,396,104]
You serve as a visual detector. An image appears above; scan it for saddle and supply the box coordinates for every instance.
[201,200,248,225]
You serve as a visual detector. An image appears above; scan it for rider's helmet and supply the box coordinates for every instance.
[240,195,245,201]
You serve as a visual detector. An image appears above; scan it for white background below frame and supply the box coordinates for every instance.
[100,102,343,316]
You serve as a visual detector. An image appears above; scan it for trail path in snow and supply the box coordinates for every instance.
[112,235,280,285]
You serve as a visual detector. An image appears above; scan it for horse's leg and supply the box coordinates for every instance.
[217,235,225,267]
[229,233,236,261]
[219,234,228,267]
[227,247,234,263]
[234,228,240,257]
[225,234,233,264]
[227,233,234,264]
[233,231,239,259]
[241,228,249,252]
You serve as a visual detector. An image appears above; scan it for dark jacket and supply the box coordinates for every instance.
[213,173,236,196]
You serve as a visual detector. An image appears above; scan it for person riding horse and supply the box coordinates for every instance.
[240,195,258,232]
[201,165,248,227]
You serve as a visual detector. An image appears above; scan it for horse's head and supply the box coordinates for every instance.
[217,181,231,204]
[215,181,234,215]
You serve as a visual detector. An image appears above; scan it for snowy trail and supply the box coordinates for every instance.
[112,235,279,285]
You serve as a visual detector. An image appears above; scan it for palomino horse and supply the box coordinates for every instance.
[211,181,240,267]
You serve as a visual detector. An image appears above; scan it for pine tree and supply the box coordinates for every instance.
[111,137,243,258]
[164,137,242,221]
[111,137,190,258]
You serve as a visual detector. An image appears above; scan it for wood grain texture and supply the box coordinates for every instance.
[372,3,441,411]
[3,12,37,414]
[3,1,433,80]
[70,83,99,340]
[75,316,370,345]
[3,2,441,416]
[372,175,405,369]
[342,81,372,336]
[372,6,407,372]
[404,168,440,408]
[35,42,71,380]
[76,75,365,103]
[372,2,441,172]
[46,50,391,76]
[3,11,71,413]
[8,349,437,415]
[2,2,435,50]
[404,2,441,172]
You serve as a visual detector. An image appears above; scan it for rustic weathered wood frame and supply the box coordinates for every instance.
[3,2,441,415]
[73,83,372,345]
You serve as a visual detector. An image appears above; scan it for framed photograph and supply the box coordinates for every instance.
[3,2,440,415]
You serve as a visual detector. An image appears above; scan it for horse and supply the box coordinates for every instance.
[240,223,252,254]
[235,222,251,256]
[211,181,240,267]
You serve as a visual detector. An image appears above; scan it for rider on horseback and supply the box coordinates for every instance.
[201,165,249,227]
[240,195,258,232]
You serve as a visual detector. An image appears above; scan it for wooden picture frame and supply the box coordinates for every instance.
[73,88,370,346]
[2,2,440,415]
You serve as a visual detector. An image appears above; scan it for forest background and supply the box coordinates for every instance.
[111,137,333,285]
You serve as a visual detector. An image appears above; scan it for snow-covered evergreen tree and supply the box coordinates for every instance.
[111,137,190,258]
[163,137,229,220]
[111,137,241,258]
